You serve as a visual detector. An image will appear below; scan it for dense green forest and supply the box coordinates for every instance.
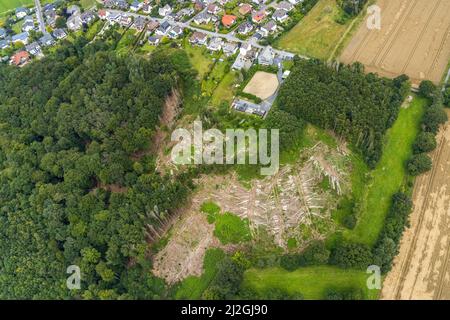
[0,39,195,299]
[277,58,410,167]
[337,0,369,16]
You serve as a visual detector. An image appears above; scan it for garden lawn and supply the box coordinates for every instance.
[344,96,427,246]
[243,266,380,300]
[275,0,353,59]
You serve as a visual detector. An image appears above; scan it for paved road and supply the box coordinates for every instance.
[34,0,47,34]
[107,9,305,60]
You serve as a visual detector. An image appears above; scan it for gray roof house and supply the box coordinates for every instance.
[207,37,223,52]
[238,22,253,35]
[277,1,294,11]
[155,20,171,36]
[148,35,162,45]
[258,46,275,65]
[0,28,6,39]
[12,32,29,45]
[53,28,67,39]
[67,15,83,31]
[260,20,277,36]
[39,33,55,47]
[0,39,11,50]
[223,41,239,56]
[80,11,96,24]
[25,41,42,56]
[272,9,289,23]
[22,20,35,32]
[16,7,29,19]
[168,26,183,39]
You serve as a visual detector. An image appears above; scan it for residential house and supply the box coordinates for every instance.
[0,28,6,39]
[258,46,274,65]
[10,50,30,66]
[67,14,83,31]
[252,10,266,24]
[98,9,109,20]
[0,39,10,50]
[53,28,67,40]
[194,0,204,11]
[260,20,277,37]
[66,5,81,16]
[221,15,236,28]
[133,16,148,31]
[25,42,42,56]
[193,12,212,25]
[142,3,152,14]
[287,0,302,5]
[130,0,143,12]
[106,12,121,24]
[81,11,96,24]
[176,8,194,20]
[223,41,239,56]
[238,3,252,16]
[148,35,162,45]
[207,3,221,15]
[39,33,55,47]
[22,20,35,32]
[240,42,252,56]
[158,4,172,17]
[272,9,289,23]
[237,22,253,35]
[15,7,29,20]
[11,32,29,45]
[189,31,208,46]
[118,14,133,27]
[168,26,184,39]
[252,0,270,5]
[155,20,171,36]
[207,37,223,52]
[147,20,160,33]
[277,1,294,11]
[45,10,57,27]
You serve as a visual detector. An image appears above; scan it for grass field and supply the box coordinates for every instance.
[210,70,238,107]
[184,41,213,80]
[243,266,380,300]
[344,96,427,246]
[275,0,355,60]
[175,248,225,299]
[0,0,33,14]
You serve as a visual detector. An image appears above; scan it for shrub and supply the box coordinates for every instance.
[418,80,436,99]
[413,132,437,154]
[407,153,432,176]
[342,214,357,230]
[330,242,373,269]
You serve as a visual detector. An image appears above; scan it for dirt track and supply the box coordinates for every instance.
[381,113,450,300]
[340,0,450,85]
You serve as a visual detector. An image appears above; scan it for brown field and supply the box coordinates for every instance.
[340,0,450,86]
[243,71,279,100]
[382,112,450,300]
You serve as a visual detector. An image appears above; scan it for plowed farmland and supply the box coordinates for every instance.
[381,111,450,300]
[340,0,450,86]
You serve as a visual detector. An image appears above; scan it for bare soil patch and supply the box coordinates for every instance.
[340,0,450,86]
[382,113,450,300]
[243,71,279,100]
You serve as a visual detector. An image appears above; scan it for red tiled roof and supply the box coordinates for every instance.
[222,15,237,27]
[11,51,30,66]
